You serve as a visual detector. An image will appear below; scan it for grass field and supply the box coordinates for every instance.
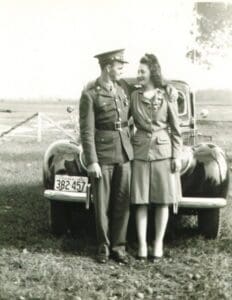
[0,94,232,299]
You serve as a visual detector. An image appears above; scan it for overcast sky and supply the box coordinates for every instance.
[0,0,231,99]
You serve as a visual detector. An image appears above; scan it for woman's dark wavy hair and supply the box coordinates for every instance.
[140,53,166,88]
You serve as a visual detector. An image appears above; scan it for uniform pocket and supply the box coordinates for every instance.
[156,136,171,144]
[95,135,114,144]
[95,135,115,156]
[95,98,115,112]
[132,136,142,145]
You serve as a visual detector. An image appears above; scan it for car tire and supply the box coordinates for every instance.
[198,208,221,239]
[49,201,70,235]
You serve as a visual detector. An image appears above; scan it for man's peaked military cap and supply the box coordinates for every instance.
[94,49,128,65]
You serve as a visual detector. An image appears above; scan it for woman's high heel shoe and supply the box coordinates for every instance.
[151,241,163,262]
[150,255,163,263]
[136,255,147,262]
[137,245,148,262]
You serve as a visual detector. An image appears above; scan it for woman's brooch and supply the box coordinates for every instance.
[152,89,164,111]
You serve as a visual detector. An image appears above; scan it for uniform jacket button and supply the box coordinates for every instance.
[147,133,152,137]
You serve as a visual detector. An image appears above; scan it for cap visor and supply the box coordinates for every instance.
[117,59,129,64]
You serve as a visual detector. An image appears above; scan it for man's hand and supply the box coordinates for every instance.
[171,158,182,173]
[87,162,102,178]
[166,84,178,102]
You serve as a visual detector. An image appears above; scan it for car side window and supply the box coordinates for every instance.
[176,90,186,116]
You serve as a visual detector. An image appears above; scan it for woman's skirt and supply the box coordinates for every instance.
[131,159,182,208]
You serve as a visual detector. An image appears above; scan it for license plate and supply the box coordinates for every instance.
[54,175,88,193]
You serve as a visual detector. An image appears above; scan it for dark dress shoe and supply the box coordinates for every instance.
[96,245,109,264]
[111,251,129,264]
[136,255,147,262]
[96,253,109,264]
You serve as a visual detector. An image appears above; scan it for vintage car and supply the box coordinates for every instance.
[43,79,229,239]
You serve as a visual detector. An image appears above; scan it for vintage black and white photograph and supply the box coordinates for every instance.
[0,0,232,299]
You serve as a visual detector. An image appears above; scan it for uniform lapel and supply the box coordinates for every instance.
[95,78,115,98]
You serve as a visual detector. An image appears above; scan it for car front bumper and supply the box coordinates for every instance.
[178,197,227,209]
[44,185,91,209]
[44,188,227,210]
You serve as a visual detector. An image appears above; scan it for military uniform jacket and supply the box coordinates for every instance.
[131,87,182,161]
[79,78,134,166]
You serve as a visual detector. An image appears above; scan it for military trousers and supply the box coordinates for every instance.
[92,161,131,253]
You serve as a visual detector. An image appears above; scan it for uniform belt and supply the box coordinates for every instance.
[136,127,168,135]
[96,121,128,131]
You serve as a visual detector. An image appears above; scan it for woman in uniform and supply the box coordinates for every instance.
[130,54,182,260]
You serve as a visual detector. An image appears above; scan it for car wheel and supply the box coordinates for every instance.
[49,201,70,235]
[198,208,221,239]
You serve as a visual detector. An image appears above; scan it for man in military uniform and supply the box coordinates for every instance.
[79,49,133,263]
